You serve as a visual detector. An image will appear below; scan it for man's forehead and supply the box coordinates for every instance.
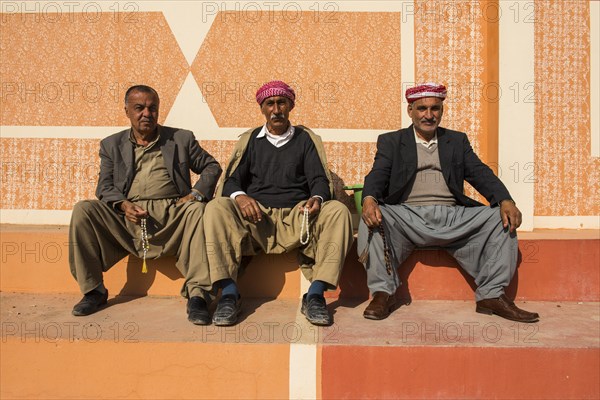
[128,90,159,104]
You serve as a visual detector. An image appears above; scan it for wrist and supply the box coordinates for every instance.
[311,195,324,204]
[363,196,378,205]
[119,200,130,211]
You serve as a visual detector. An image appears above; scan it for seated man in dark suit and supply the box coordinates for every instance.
[358,82,539,323]
[69,85,221,325]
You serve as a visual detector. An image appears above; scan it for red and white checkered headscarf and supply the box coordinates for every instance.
[405,83,447,103]
[256,80,296,108]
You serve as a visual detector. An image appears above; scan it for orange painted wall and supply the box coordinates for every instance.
[0,2,597,219]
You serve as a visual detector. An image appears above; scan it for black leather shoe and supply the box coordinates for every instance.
[187,296,211,325]
[212,294,241,326]
[476,294,540,323]
[363,291,396,320]
[72,289,108,316]
[301,294,332,326]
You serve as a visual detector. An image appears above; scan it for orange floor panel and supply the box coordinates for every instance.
[321,346,599,399]
[2,341,289,399]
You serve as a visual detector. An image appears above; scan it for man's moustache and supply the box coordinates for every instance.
[271,114,284,120]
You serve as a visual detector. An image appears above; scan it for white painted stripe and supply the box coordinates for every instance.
[0,210,71,225]
[534,216,600,230]
[590,0,599,157]
[498,2,535,231]
[289,343,317,399]
[161,4,216,66]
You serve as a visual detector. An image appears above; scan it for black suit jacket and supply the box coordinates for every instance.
[362,126,512,207]
[95,125,222,206]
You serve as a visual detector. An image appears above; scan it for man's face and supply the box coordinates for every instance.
[125,90,159,136]
[407,97,444,137]
[261,96,292,133]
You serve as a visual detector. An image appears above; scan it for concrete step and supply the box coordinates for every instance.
[1,292,598,399]
[1,225,599,301]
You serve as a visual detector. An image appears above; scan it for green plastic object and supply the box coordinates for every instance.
[343,184,364,215]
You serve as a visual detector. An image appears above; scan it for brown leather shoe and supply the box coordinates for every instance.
[476,294,539,323]
[363,292,397,320]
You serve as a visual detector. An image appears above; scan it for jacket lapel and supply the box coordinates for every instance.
[436,128,453,183]
[399,126,417,179]
[118,131,135,187]
[158,126,177,187]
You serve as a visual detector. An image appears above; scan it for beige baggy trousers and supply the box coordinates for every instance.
[69,198,210,298]
[203,197,353,289]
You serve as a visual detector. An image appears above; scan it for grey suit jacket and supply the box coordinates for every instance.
[95,125,222,205]
[362,125,512,207]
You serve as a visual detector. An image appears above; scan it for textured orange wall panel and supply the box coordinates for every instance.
[0,13,188,126]
[0,138,98,209]
[534,1,599,216]
[192,12,402,130]
[414,0,499,202]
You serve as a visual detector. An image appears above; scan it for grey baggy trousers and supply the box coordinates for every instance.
[357,204,518,301]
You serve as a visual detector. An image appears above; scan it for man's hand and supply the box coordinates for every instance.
[176,193,195,206]
[298,196,322,216]
[235,194,263,223]
[362,197,382,228]
[500,200,522,233]
[119,200,149,224]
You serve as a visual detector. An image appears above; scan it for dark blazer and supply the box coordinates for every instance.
[96,125,222,205]
[362,126,512,207]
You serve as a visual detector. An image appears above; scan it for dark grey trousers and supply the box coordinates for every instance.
[357,204,518,301]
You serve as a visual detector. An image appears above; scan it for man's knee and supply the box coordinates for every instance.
[180,200,206,219]
[71,200,103,221]
[206,197,236,214]
[321,200,351,220]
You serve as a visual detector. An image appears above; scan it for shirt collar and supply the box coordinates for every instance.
[413,127,438,148]
[129,126,161,149]
[257,123,295,141]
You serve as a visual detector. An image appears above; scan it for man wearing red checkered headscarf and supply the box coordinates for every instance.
[358,82,539,323]
[203,80,353,327]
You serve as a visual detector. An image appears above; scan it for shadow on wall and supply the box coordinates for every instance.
[115,252,301,298]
